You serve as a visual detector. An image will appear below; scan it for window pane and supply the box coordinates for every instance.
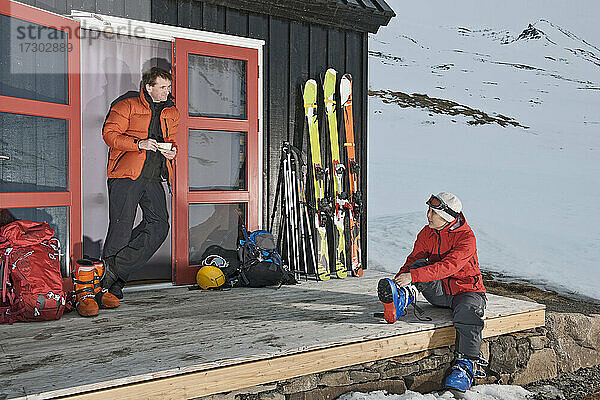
[189,130,247,191]
[189,203,246,266]
[3,206,69,277]
[0,112,68,192]
[188,55,247,119]
[0,13,68,104]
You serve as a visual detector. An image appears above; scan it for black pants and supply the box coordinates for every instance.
[102,178,169,282]
[409,259,486,359]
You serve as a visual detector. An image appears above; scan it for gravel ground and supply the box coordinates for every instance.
[482,271,600,400]
[525,364,600,400]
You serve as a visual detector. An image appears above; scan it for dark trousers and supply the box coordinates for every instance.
[409,259,486,359]
[102,178,169,282]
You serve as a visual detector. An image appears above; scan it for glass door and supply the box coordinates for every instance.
[174,39,259,284]
[0,1,81,277]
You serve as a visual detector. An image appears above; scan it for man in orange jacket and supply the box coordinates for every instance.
[378,192,486,392]
[100,67,179,299]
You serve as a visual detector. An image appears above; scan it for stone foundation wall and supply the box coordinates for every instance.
[197,311,600,400]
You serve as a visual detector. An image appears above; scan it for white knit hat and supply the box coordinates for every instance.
[430,192,462,222]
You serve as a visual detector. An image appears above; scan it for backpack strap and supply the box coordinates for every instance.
[1,248,13,304]
[0,306,15,324]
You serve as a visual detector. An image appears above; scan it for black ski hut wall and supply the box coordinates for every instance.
[19,0,395,271]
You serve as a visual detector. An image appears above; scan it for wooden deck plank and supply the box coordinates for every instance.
[0,271,544,399]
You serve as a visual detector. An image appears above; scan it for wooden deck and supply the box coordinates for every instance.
[0,271,545,400]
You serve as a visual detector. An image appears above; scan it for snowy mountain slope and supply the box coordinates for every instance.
[367,0,600,299]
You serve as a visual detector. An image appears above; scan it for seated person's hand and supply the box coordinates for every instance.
[393,272,412,287]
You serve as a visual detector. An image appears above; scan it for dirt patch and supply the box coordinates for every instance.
[2,355,62,375]
[369,89,529,129]
[482,271,600,316]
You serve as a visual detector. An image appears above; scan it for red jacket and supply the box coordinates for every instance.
[396,213,485,295]
[103,88,179,182]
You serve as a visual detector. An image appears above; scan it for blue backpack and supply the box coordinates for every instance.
[240,230,282,265]
[238,229,295,287]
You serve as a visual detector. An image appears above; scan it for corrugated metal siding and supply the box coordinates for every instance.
[24,0,377,269]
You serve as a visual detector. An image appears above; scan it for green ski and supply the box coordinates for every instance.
[323,68,348,279]
[303,79,330,281]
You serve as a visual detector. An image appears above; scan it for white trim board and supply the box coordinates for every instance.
[70,11,265,49]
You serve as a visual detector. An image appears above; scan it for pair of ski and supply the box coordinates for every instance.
[303,69,362,281]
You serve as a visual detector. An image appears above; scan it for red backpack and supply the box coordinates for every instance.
[0,220,66,324]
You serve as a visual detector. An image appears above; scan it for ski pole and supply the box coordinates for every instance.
[288,144,312,278]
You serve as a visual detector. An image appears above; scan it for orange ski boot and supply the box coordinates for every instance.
[73,259,99,317]
[89,258,120,309]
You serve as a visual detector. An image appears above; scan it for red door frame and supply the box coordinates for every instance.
[173,38,259,285]
[0,1,82,277]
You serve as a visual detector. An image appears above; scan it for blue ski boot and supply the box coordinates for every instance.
[377,278,418,324]
[445,355,475,392]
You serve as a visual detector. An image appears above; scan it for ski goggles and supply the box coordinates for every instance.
[426,194,460,219]
[202,255,229,268]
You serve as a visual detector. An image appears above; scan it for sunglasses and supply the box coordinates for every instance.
[426,195,460,219]
[202,255,229,268]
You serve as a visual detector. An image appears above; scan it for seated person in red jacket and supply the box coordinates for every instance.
[378,192,486,392]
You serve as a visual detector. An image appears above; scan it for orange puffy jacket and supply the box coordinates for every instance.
[102,88,179,182]
[396,213,486,295]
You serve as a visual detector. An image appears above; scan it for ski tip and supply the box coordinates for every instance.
[304,80,318,103]
[326,68,337,76]
[341,73,353,81]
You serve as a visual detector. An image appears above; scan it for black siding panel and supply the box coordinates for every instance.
[152,0,178,25]
[202,3,225,33]
[327,28,345,76]
[177,0,202,28]
[124,0,151,20]
[309,25,327,81]
[18,0,36,6]
[225,8,247,36]
[35,0,67,14]
[267,16,289,226]
[289,21,309,152]
[67,0,95,12]
[96,0,124,16]
[177,0,192,27]
[188,0,203,28]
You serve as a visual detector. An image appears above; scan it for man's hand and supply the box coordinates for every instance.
[138,139,159,151]
[159,146,177,160]
[394,272,412,287]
